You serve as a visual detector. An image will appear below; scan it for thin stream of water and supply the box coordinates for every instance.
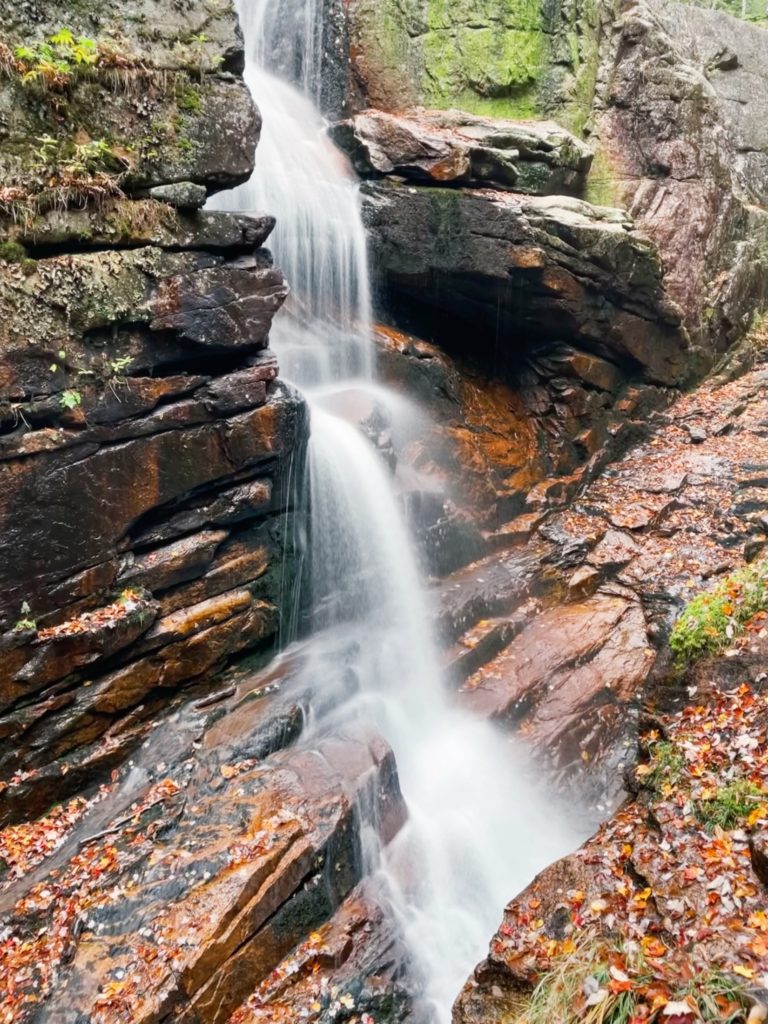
[213,3,586,1017]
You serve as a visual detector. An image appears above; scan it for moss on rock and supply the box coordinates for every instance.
[348,0,605,133]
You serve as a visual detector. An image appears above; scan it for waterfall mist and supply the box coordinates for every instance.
[213,1,587,1018]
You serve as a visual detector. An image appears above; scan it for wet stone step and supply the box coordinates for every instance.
[435,548,555,642]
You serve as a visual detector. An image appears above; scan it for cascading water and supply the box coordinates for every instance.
[214,3,586,1018]
[214,0,372,385]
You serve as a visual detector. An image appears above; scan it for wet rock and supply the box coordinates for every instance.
[363,181,688,387]
[460,595,651,786]
[118,530,229,592]
[0,591,158,713]
[332,109,592,195]
[148,181,209,209]
[158,531,273,616]
[587,529,640,571]
[567,565,600,598]
[0,652,408,1022]
[0,383,306,629]
[149,259,289,349]
[375,325,546,525]
[228,881,421,1023]
[134,480,275,548]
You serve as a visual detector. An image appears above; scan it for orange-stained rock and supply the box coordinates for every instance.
[460,594,650,784]
[0,382,306,630]
[0,681,407,1024]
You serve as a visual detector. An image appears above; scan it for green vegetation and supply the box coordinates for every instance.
[13,602,36,633]
[0,241,28,263]
[669,559,768,663]
[176,82,202,113]
[696,778,765,832]
[640,738,687,793]
[33,135,124,178]
[520,938,749,1024]
[59,389,82,411]
[12,28,98,89]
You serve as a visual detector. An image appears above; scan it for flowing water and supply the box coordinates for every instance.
[214,2,586,1018]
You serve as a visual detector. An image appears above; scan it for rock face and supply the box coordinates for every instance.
[0,0,258,201]
[342,0,600,128]
[364,174,687,503]
[0,646,409,1023]
[593,0,768,355]
[364,182,687,385]
[325,0,768,370]
[0,1,310,822]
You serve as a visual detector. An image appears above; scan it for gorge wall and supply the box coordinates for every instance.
[0,0,308,823]
[3,0,768,1022]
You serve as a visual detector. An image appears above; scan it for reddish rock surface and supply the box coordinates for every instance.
[0,648,408,1024]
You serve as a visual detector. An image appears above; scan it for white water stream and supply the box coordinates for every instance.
[214,3,585,1018]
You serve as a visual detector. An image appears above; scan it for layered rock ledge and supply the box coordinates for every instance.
[0,0,309,824]
[0,647,407,1023]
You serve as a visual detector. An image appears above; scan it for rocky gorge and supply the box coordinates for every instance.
[2,0,768,1022]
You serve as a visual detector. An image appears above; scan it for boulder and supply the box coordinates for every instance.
[331,109,592,194]
[363,180,688,386]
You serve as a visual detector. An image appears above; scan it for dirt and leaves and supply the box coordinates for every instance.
[489,682,768,1023]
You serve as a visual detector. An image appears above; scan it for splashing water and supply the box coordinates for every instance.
[214,1,586,1019]
[307,410,578,1015]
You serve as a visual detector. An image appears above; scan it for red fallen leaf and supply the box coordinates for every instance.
[609,979,634,994]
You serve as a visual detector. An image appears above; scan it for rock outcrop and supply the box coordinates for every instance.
[342,0,601,129]
[0,644,408,1023]
[363,175,686,505]
[592,0,768,355]
[332,109,593,194]
[0,1,309,823]
[323,0,768,371]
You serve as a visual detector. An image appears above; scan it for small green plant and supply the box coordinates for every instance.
[13,602,36,632]
[59,389,82,410]
[520,936,750,1024]
[109,355,132,376]
[669,559,768,663]
[14,28,97,88]
[696,779,765,832]
[639,739,686,793]
[176,82,202,113]
[0,240,27,263]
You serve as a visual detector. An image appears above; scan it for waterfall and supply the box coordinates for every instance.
[214,5,372,385]
[214,3,585,1019]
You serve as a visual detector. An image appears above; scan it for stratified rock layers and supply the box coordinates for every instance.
[0,2,309,822]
